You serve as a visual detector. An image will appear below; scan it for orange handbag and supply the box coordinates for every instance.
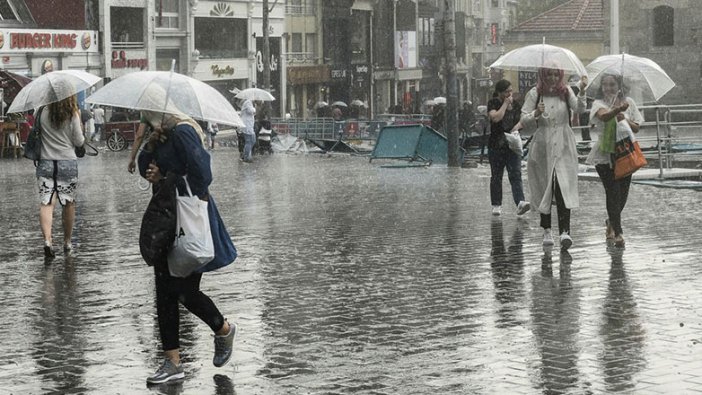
[613,137,647,180]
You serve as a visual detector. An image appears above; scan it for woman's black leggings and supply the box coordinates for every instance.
[539,175,571,235]
[595,164,632,235]
[154,267,225,351]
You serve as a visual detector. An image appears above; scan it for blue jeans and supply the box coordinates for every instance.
[488,146,524,206]
[243,133,255,161]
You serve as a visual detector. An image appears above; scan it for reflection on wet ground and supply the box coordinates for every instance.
[0,151,701,393]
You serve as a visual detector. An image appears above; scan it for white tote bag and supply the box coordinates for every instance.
[167,178,215,277]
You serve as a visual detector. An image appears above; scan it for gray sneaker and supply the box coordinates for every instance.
[213,321,237,367]
[146,359,184,385]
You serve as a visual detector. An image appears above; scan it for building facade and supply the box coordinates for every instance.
[0,1,100,78]
[603,0,700,105]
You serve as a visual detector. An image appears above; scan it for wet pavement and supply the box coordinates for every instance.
[1,149,701,394]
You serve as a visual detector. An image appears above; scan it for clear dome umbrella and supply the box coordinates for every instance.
[86,71,244,127]
[586,53,675,105]
[489,43,587,77]
[7,70,101,113]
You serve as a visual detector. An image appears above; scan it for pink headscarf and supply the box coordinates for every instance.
[536,66,569,101]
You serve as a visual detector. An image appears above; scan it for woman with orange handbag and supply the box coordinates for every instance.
[585,73,644,248]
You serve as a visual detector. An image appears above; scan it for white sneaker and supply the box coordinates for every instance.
[492,205,502,216]
[517,201,531,215]
[560,232,573,251]
[542,229,554,246]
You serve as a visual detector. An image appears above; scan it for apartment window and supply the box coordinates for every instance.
[305,33,316,58]
[652,5,674,46]
[419,17,435,46]
[194,17,247,58]
[0,0,18,20]
[156,0,179,28]
[291,33,302,53]
[491,0,500,8]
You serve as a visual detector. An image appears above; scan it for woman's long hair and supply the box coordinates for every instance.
[48,94,78,129]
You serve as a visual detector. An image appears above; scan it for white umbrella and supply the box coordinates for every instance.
[315,101,328,109]
[586,53,675,104]
[331,101,348,107]
[433,96,447,105]
[489,43,587,77]
[8,70,101,113]
[86,71,244,127]
[350,99,367,107]
[235,87,275,101]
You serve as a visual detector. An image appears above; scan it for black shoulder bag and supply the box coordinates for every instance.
[23,107,44,161]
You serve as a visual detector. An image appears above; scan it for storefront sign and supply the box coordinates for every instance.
[0,29,98,53]
[331,69,348,80]
[111,50,147,69]
[353,64,369,83]
[287,65,329,85]
[211,64,235,77]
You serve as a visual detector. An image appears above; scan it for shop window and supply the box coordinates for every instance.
[156,49,180,72]
[194,17,247,59]
[653,5,674,46]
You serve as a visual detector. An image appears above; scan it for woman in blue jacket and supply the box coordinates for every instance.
[138,110,237,385]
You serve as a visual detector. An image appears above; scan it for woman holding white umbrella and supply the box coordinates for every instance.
[7,70,101,258]
[139,108,238,384]
[520,64,588,250]
[584,54,675,248]
[36,91,85,258]
[585,72,644,248]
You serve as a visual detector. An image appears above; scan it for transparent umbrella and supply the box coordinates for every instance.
[586,53,675,104]
[7,70,101,113]
[433,96,447,105]
[331,101,348,107]
[86,71,243,127]
[235,87,275,102]
[489,43,587,77]
[350,99,367,107]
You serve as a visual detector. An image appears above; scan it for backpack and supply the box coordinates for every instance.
[139,175,177,268]
[23,107,44,161]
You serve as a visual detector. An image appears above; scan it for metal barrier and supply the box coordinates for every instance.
[638,104,702,177]
[270,114,433,143]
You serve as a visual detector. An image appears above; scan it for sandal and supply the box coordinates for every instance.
[605,219,615,240]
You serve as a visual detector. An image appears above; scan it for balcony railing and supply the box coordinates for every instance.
[285,52,318,63]
[111,41,145,50]
[286,4,316,15]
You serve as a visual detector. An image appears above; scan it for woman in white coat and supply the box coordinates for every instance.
[520,65,587,250]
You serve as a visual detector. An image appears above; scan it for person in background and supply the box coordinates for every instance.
[36,93,85,258]
[206,122,219,150]
[80,107,94,140]
[91,105,105,142]
[239,98,256,162]
[487,79,530,217]
[138,110,237,385]
[520,65,588,250]
[585,73,643,248]
[127,115,150,173]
